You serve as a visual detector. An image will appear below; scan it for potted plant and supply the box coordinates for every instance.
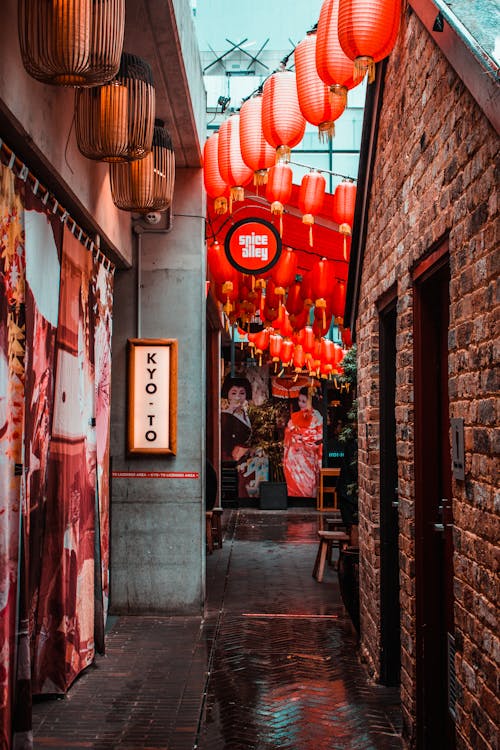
[247,399,289,509]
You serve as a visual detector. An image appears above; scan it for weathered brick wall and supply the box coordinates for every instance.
[356,6,499,749]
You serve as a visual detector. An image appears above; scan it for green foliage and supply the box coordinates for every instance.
[247,400,288,482]
[339,344,357,387]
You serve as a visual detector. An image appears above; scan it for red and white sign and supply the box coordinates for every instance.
[112,471,199,479]
[225,218,282,274]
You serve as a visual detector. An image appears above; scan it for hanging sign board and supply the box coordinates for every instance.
[127,338,177,455]
[224,218,282,275]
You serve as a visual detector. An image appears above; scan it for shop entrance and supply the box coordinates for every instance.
[379,294,400,686]
[413,244,455,749]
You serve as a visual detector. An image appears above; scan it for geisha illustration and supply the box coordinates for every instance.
[283,386,323,497]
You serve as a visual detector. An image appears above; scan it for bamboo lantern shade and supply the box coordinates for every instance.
[18,0,125,86]
[75,53,155,162]
[110,120,175,212]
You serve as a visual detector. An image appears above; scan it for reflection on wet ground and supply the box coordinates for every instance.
[32,509,402,749]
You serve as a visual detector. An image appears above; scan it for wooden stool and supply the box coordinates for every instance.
[205,511,213,554]
[312,530,350,582]
[211,507,224,549]
[316,468,341,511]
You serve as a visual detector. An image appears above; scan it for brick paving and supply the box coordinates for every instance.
[33,510,402,749]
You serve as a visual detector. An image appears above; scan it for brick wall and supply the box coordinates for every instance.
[355,6,499,749]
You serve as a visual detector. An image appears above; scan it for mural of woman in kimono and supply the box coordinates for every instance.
[221,376,252,463]
[283,386,323,497]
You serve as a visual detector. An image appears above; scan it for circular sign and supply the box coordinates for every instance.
[224,218,282,275]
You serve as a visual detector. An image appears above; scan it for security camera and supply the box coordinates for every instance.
[144,211,162,225]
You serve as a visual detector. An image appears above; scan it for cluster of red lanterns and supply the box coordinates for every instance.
[207,239,352,378]
[203,0,401,246]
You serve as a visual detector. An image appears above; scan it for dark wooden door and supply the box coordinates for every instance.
[414,247,455,749]
[379,298,400,686]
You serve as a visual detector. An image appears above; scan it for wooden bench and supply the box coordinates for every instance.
[312,530,350,582]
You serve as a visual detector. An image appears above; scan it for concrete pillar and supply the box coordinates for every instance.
[110,167,206,614]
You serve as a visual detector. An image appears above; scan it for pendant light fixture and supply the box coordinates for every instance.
[18,0,125,86]
[110,120,175,212]
[75,53,155,162]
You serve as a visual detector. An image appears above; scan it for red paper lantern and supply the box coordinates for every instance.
[262,71,306,163]
[271,247,298,299]
[330,279,347,323]
[203,133,229,215]
[316,0,361,105]
[298,171,326,247]
[299,270,315,310]
[254,328,270,365]
[266,163,293,236]
[294,31,346,140]
[332,180,356,259]
[278,308,294,339]
[313,309,333,338]
[280,339,294,366]
[302,326,315,354]
[269,333,283,362]
[218,115,253,207]
[311,258,335,329]
[239,94,276,186]
[293,344,306,372]
[290,307,310,332]
[207,241,235,285]
[342,327,352,347]
[285,281,305,316]
[338,0,402,83]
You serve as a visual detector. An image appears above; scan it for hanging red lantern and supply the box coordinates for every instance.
[290,306,310,333]
[239,94,276,186]
[294,31,346,141]
[280,339,294,367]
[330,278,347,323]
[269,333,283,363]
[338,0,402,83]
[316,0,361,105]
[207,241,234,284]
[298,171,326,247]
[254,328,270,365]
[342,327,352,348]
[278,308,294,340]
[293,344,306,373]
[214,278,240,317]
[313,309,333,338]
[285,281,305,317]
[271,247,298,301]
[262,70,306,163]
[203,133,230,215]
[218,115,253,208]
[266,163,293,236]
[310,258,334,329]
[299,270,315,310]
[302,326,315,354]
[332,180,356,259]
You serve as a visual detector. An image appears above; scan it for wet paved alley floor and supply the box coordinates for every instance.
[32,510,403,749]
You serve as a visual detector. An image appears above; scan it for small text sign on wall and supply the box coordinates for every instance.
[127,338,178,455]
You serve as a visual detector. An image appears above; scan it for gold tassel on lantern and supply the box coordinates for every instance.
[315,298,327,329]
[214,196,228,215]
[271,201,284,237]
[302,214,314,247]
[354,56,375,84]
[339,222,351,260]
[254,169,269,186]
[276,145,291,164]
[318,121,335,142]
[230,186,245,202]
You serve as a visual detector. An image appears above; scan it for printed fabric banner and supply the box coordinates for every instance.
[32,225,96,694]
[92,257,113,651]
[0,165,26,750]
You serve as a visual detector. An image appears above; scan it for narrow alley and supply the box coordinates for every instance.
[32,510,402,750]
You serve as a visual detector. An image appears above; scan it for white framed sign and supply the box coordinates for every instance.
[127,338,178,455]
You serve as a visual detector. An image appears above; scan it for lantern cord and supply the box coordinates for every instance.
[0,137,115,272]
[288,160,357,182]
[64,108,76,175]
